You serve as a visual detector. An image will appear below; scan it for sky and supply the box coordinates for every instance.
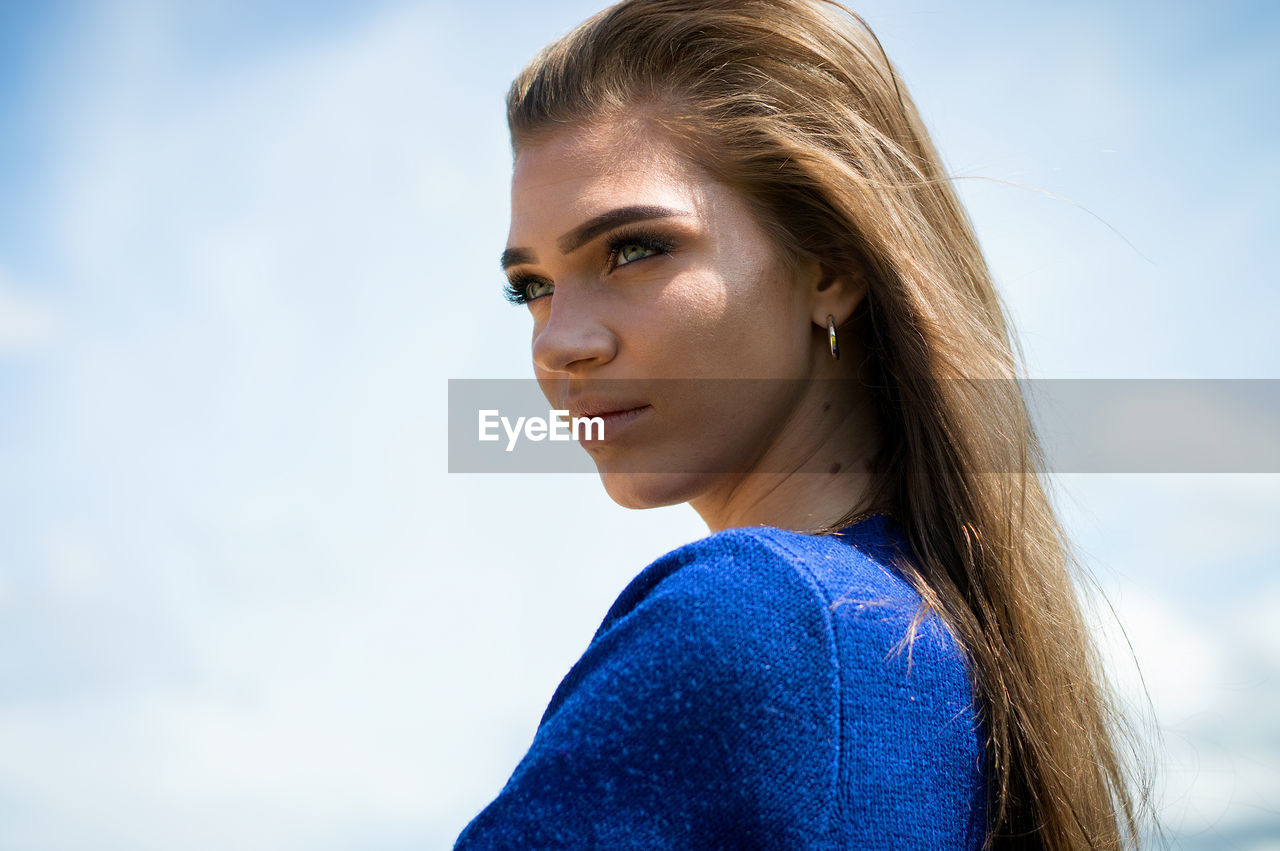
[1,0,1278,848]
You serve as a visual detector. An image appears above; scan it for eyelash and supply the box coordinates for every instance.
[502,227,677,306]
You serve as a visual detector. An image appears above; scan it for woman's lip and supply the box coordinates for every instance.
[577,404,651,441]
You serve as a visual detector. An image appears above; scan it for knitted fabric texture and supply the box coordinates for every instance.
[454,513,988,848]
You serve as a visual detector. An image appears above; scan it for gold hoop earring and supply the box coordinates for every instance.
[827,314,840,360]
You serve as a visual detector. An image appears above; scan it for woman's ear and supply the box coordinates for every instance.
[805,260,868,329]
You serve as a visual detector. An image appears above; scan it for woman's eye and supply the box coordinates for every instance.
[503,275,553,306]
[606,231,674,271]
[616,242,659,267]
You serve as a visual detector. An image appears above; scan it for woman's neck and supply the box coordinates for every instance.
[689,362,882,534]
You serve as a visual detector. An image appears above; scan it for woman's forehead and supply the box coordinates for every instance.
[508,123,721,238]
[513,121,695,192]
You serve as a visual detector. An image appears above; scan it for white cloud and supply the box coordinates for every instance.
[1061,474,1280,843]
[0,268,58,351]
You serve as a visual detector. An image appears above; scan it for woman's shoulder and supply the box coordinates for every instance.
[476,515,987,849]
[605,516,986,846]
[591,513,981,743]
[594,513,957,663]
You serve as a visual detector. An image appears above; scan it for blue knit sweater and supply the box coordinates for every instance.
[454,513,988,848]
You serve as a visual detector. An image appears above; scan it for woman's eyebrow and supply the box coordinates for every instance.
[500,204,689,270]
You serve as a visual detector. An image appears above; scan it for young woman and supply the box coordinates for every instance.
[457,0,1143,847]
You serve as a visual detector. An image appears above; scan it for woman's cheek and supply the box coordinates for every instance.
[653,275,730,348]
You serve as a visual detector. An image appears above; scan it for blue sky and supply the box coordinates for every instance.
[1,1,1278,848]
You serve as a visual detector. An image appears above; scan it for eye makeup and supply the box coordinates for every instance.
[502,227,678,306]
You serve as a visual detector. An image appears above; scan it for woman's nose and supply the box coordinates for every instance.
[531,290,617,375]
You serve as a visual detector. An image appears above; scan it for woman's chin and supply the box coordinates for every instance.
[596,469,712,510]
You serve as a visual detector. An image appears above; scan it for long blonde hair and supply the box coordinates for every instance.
[506,1,1148,846]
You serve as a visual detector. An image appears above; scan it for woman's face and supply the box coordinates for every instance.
[503,119,831,511]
